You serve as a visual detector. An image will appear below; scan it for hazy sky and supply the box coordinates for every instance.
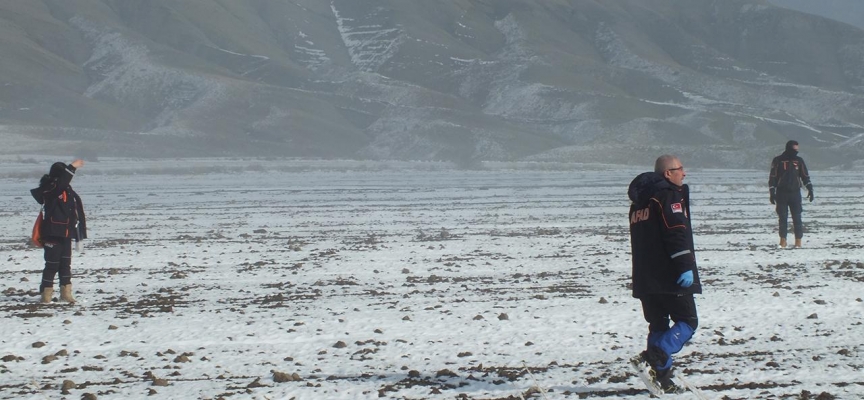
[768,0,864,30]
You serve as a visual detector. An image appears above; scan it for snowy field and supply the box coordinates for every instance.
[0,159,862,400]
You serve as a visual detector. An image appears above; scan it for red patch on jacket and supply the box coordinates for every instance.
[671,202,682,213]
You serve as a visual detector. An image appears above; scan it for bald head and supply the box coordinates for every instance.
[654,155,680,174]
[655,154,686,186]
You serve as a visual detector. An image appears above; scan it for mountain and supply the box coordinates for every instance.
[1,0,863,168]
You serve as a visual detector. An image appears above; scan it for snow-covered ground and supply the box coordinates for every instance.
[1,159,862,399]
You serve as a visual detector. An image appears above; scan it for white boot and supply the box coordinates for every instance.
[40,287,54,303]
[59,284,76,304]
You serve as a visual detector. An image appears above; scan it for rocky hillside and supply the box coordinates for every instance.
[1,0,863,168]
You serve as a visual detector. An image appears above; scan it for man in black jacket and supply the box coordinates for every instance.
[627,155,701,394]
[769,140,813,248]
[30,159,87,304]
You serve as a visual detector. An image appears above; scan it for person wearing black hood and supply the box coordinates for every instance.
[627,155,701,394]
[769,140,813,248]
[30,159,87,304]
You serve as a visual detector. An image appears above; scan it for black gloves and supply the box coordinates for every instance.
[769,188,776,205]
[806,184,814,202]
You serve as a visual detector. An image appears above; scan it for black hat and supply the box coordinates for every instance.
[785,140,799,151]
[49,162,67,178]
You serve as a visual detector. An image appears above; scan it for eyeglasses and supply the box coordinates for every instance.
[667,166,684,172]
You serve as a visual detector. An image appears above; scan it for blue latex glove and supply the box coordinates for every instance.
[677,270,694,288]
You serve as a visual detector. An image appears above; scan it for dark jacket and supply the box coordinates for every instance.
[628,172,701,298]
[30,164,87,240]
[769,150,812,194]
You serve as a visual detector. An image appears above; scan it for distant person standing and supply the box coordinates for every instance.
[30,159,87,304]
[769,140,813,248]
[627,155,701,394]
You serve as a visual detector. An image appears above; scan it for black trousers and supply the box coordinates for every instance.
[42,237,73,288]
[775,190,803,239]
[640,293,699,334]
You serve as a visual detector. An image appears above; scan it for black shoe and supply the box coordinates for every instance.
[632,351,684,394]
[659,379,685,394]
[629,351,652,371]
[645,345,669,368]
[630,352,664,395]
[655,368,684,394]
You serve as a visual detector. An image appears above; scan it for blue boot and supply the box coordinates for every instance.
[654,322,695,361]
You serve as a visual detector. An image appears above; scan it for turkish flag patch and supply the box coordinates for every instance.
[671,202,683,213]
